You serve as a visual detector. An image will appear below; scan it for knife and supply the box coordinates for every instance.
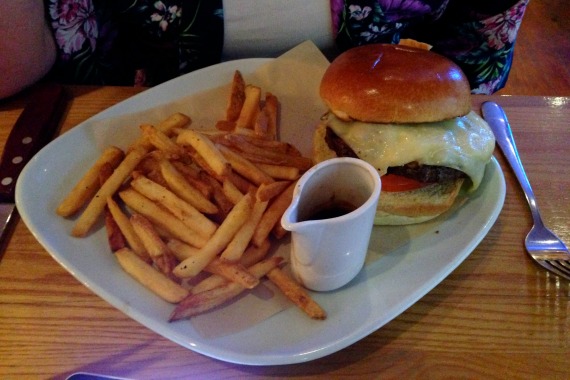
[0,82,67,252]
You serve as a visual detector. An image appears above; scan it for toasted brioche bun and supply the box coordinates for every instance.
[319,44,471,124]
[313,123,464,225]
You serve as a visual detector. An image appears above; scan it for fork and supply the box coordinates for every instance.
[482,102,570,281]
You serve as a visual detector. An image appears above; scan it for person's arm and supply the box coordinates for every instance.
[0,1,56,99]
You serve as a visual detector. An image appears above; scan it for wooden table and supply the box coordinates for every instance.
[1,86,569,379]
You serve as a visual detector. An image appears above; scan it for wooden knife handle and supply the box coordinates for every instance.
[0,83,67,203]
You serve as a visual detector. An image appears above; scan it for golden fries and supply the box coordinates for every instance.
[159,158,219,214]
[173,191,254,278]
[169,256,282,321]
[140,124,186,157]
[252,181,296,247]
[119,188,208,248]
[235,85,261,130]
[104,210,127,252]
[220,197,268,262]
[224,134,312,170]
[217,144,274,186]
[189,239,271,294]
[225,70,246,122]
[106,196,149,259]
[256,181,292,202]
[57,72,325,324]
[167,238,258,289]
[263,92,279,140]
[116,247,189,303]
[222,179,244,204]
[57,146,124,217]
[176,129,231,178]
[206,258,259,289]
[72,147,148,237]
[130,175,217,239]
[255,163,300,181]
[130,213,178,276]
[267,267,327,320]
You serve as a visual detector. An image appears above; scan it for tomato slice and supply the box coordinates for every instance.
[381,174,428,192]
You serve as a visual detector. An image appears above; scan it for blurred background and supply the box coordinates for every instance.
[501,0,570,95]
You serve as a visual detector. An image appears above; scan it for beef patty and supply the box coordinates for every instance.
[324,127,467,183]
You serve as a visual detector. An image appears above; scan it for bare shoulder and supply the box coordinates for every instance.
[0,0,56,99]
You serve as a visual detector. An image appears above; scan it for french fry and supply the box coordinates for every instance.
[272,221,289,240]
[140,124,186,157]
[157,112,192,135]
[187,147,256,195]
[226,70,246,122]
[57,146,124,217]
[263,92,279,140]
[233,127,262,139]
[72,146,147,237]
[217,144,274,186]
[256,181,291,202]
[226,171,257,194]
[171,161,212,198]
[166,238,201,261]
[221,197,268,262]
[169,256,283,321]
[115,248,189,303]
[104,209,127,252]
[171,159,201,179]
[167,238,260,288]
[119,188,207,248]
[206,258,259,289]
[159,159,218,214]
[175,239,271,294]
[253,107,269,138]
[215,120,236,132]
[222,179,243,204]
[235,85,261,130]
[128,113,191,152]
[176,129,231,178]
[106,196,148,259]
[173,191,254,278]
[267,267,327,320]
[224,134,312,170]
[240,239,271,267]
[255,163,300,180]
[199,172,235,217]
[130,214,178,276]
[252,180,296,247]
[229,134,300,156]
[231,150,311,171]
[99,163,127,252]
[130,175,217,239]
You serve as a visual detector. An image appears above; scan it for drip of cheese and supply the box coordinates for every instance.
[324,111,495,190]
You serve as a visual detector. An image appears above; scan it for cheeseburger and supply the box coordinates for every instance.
[313,43,495,225]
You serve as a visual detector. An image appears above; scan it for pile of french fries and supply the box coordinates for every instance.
[56,71,326,321]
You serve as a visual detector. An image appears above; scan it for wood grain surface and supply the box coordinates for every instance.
[1,2,569,376]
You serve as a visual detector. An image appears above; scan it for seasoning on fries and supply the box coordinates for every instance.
[57,71,327,324]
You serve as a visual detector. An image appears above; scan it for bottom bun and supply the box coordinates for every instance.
[374,179,464,225]
[313,123,464,225]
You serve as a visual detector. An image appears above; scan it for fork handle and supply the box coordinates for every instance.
[481,102,545,227]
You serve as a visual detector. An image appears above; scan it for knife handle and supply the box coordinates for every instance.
[0,83,67,203]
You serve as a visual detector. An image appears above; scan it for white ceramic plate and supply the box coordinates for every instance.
[16,58,505,365]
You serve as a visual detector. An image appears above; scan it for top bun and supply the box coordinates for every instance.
[320,44,472,123]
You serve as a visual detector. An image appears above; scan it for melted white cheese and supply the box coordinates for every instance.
[324,111,495,190]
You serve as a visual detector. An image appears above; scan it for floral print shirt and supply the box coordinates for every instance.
[45,0,529,94]
[331,0,530,94]
[46,0,223,87]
